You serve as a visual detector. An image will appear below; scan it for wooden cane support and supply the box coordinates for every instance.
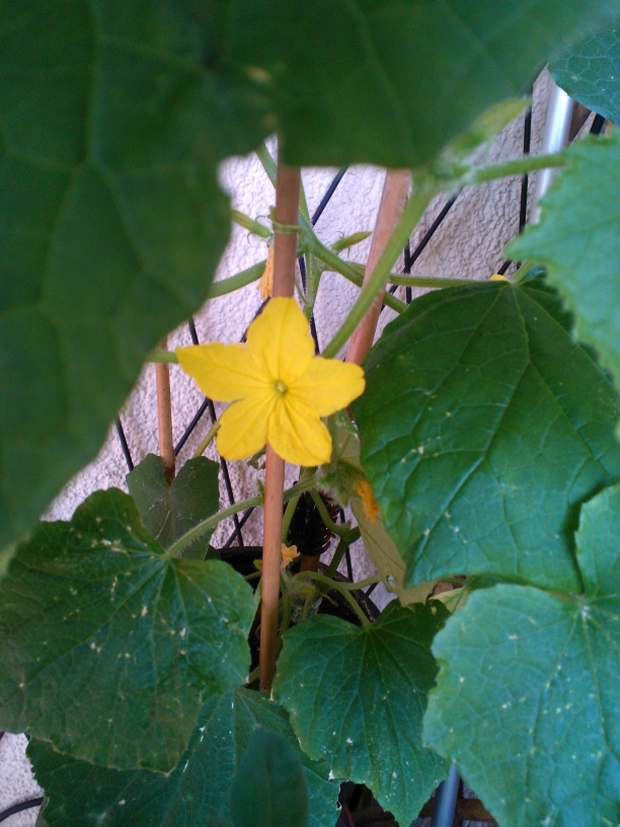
[259,159,301,693]
[155,336,175,483]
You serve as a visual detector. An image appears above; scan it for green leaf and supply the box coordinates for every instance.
[274,602,449,827]
[509,134,620,389]
[424,481,620,827]
[28,688,338,827]
[231,730,309,827]
[127,454,220,559]
[228,0,620,168]
[354,281,620,592]
[0,0,269,547]
[0,489,254,772]
[550,24,620,124]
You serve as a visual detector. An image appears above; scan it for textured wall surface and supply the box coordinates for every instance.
[2,72,565,825]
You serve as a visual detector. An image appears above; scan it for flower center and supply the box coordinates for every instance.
[275,380,287,395]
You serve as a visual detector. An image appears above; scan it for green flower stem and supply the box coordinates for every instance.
[510,259,537,283]
[293,571,370,627]
[325,536,350,579]
[281,468,315,541]
[207,261,267,299]
[255,142,311,222]
[386,273,483,288]
[256,142,277,185]
[169,475,316,557]
[310,489,358,542]
[467,151,567,185]
[328,574,382,591]
[146,349,178,364]
[301,224,407,314]
[192,420,221,459]
[231,209,272,239]
[322,176,440,358]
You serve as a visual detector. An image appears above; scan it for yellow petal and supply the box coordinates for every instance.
[281,543,300,568]
[216,391,275,459]
[247,298,314,385]
[290,357,365,416]
[176,343,267,401]
[257,244,274,299]
[268,395,332,466]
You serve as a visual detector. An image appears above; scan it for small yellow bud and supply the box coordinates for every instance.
[490,274,509,281]
[281,543,300,569]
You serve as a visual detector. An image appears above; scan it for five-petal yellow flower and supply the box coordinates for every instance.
[176,298,365,466]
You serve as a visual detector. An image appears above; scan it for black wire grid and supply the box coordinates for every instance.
[2,107,605,827]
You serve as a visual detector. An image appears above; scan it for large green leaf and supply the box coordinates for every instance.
[230,730,309,827]
[550,24,620,123]
[354,281,620,592]
[0,0,269,547]
[0,488,254,772]
[127,453,220,559]
[509,135,620,389]
[424,481,620,827]
[29,688,338,827]
[274,602,449,827]
[228,0,620,168]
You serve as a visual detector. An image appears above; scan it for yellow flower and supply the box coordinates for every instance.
[176,298,365,466]
[281,543,300,569]
[356,479,381,524]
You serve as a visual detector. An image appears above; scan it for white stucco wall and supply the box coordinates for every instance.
[2,70,576,825]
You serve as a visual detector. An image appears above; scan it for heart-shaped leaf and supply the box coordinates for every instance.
[127,454,220,559]
[510,134,620,389]
[354,281,620,592]
[424,481,620,827]
[0,489,254,772]
[274,602,449,827]
[29,688,338,827]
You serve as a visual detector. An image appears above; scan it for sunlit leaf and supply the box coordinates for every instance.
[424,482,620,827]
[354,281,620,592]
[274,602,449,826]
[29,688,338,827]
[0,489,254,772]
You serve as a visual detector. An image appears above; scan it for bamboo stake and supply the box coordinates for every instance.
[155,336,175,483]
[345,170,410,365]
[259,160,301,693]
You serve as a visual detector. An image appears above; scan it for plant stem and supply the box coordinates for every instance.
[147,349,179,363]
[168,476,315,557]
[207,261,266,299]
[325,537,350,578]
[293,571,370,627]
[310,489,350,539]
[346,169,411,365]
[303,228,407,313]
[386,273,482,288]
[467,151,567,185]
[231,209,271,239]
[323,175,440,358]
[260,158,301,694]
[192,420,220,459]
